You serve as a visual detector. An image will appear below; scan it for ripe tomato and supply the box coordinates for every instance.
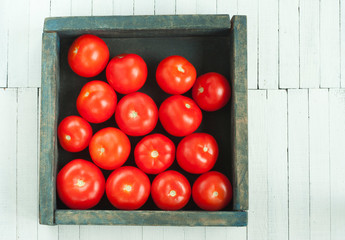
[151,170,191,210]
[68,34,109,78]
[77,80,117,124]
[156,55,197,94]
[159,95,202,137]
[106,166,150,210]
[192,72,231,111]
[115,92,158,136]
[192,171,232,211]
[177,133,218,174]
[106,54,147,94]
[57,116,92,152]
[134,134,175,174]
[57,159,105,210]
[89,127,130,170]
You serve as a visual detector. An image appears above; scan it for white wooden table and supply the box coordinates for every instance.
[1,0,344,239]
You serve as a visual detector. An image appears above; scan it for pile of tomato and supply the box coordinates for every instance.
[57,34,232,211]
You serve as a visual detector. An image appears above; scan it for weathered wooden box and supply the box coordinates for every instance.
[39,15,248,226]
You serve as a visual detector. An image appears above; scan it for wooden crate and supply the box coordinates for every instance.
[39,15,248,226]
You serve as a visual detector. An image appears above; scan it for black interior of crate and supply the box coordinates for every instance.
[57,35,232,211]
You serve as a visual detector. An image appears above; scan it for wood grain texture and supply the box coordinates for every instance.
[71,0,92,16]
[176,0,196,14]
[51,0,71,16]
[37,225,58,240]
[163,227,184,240]
[92,0,113,16]
[7,0,29,87]
[134,0,154,14]
[320,0,340,88]
[287,89,310,239]
[39,32,60,225]
[217,0,237,16]
[309,89,331,240]
[206,227,226,240]
[0,88,17,240]
[59,226,79,240]
[80,226,123,240]
[279,0,299,88]
[184,227,205,240]
[247,90,268,240]
[226,227,247,239]
[267,90,288,240]
[113,0,134,15]
[16,88,38,240]
[196,0,216,14]
[258,0,278,89]
[230,16,248,211]
[300,0,320,88]
[143,226,164,240]
[238,0,258,89]
[329,90,345,240]
[0,0,9,87]
[154,0,175,15]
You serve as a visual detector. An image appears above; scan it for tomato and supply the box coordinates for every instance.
[177,133,218,174]
[159,95,202,137]
[115,92,158,136]
[192,171,232,211]
[68,34,109,78]
[151,170,191,210]
[89,127,130,170]
[106,54,147,94]
[57,116,92,152]
[77,80,117,124]
[134,134,175,174]
[57,159,105,210]
[156,55,197,94]
[192,72,231,111]
[106,166,150,210]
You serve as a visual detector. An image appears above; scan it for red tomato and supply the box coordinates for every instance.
[106,54,147,94]
[106,166,150,210]
[57,159,105,210]
[68,34,109,78]
[115,92,158,136]
[151,170,191,210]
[192,171,232,211]
[89,127,130,170]
[77,80,117,124]
[192,72,231,111]
[159,95,202,137]
[134,133,175,174]
[177,133,218,174]
[156,55,197,94]
[57,116,92,152]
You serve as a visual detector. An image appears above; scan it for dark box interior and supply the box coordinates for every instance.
[57,35,232,211]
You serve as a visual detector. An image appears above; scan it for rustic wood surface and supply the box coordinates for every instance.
[0,0,344,239]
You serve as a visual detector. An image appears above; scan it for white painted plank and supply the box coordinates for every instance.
[287,89,310,240]
[51,0,71,16]
[238,0,258,89]
[28,0,51,88]
[206,227,226,240]
[339,1,345,88]
[267,90,288,240]
[143,226,164,240]
[163,227,184,240]
[217,0,237,17]
[196,0,216,14]
[247,90,268,240]
[155,0,176,15]
[320,0,340,88]
[300,0,319,88]
[134,0,154,15]
[38,225,59,240]
[93,0,113,16]
[184,227,205,240]
[279,0,299,88]
[71,0,92,16]
[59,226,79,240]
[329,89,345,240]
[80,226,123,240]
[0,0,9,87]
[176,0,196,14]
[16,88,38,240]
[7,0,29,87]
[121,226,143,240]
[0,88,17,240]
[258,0,278,89]
[113,0,134,15]
[226,227,247,239]
[309,89,330,240]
